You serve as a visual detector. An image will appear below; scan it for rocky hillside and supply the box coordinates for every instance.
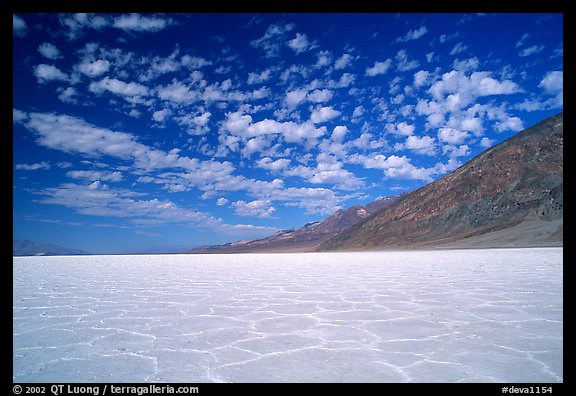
[319,112,563,251]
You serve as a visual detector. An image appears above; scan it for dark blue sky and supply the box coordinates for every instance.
[13,13,563,254]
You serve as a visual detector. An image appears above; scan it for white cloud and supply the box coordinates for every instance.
[403,135,437,155]
[396,49,419,72]
[519,45,545,57]
[77,59,111,77]
[331,126,348,143]
[397,25,428,42]
[251,23,295,58]
[438,127,471,145]
[480,137,495,148]
[58,87,78,104]
[15,162,51,171]
[413,70,431,88]
[13,15,28,36]
[33,64,70,84]
[112,13,172,32]
[495,117,524,132]
[59,13,110,39]
[450,42,468,56]
[442,144,470,158]
[156,80,198,103]
[388,121,415,137]
[310,106,341,124]
[334,53,353,70]
[286,160,363,190]
[232,200,275,218]
[315,50,332,68]
[180,55,212,69]
[152,108,171,123]
[216,197,229,206]
[256,157,291,171]
[247,69,271,85]
[285,88,309,108]
[38,43,62,59]
[38,182,225,229]
[89,76,150,99]
[221,111,327,150]
[539,71,563,95]
[66,170,123,182]
[365,59,392,77]
[288,33,312,54]
[307,89,333,103]
[429,70,521,103]
[452,57,480,72]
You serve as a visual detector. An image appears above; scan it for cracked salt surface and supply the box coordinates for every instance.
[13,248,562,383]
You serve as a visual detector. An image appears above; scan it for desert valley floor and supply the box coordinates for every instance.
[13,248,563,383]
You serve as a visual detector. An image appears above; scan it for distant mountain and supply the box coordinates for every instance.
[13,240,89,256]
[188,195,403,253]
[319,112,563,251]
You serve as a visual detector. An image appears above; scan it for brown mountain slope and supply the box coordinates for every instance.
[188,195,402,253]
[319,112,563,251]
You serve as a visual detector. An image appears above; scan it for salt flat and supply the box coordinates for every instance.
[13,248,563,383]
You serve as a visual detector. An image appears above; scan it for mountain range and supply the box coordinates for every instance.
[13,239,89,256]
[188,195,403,253]
[191,112,562,253]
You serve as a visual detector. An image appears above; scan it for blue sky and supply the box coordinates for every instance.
[13,13,563,254]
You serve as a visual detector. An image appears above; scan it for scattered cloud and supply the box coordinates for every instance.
[33,64,71,84]
[233,200,276,218]
[38,43,62,59]
[397,25,428,42]
[13,15,28,36]
[288,33,313,54]
[15,162,51,171]
[365,59,392,77]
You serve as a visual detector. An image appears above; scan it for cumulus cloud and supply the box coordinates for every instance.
[310,106,341,124]
[539,71,563,95]
[15,162,51,171]
[429,70,521,104]
[334,53,353,70]
[402,135,437,155]
[365,59,392,77]
[33,64,70,84]
[286,160,363,190]
[13,15,28,36]
[38,43,62,59]
[112,13,172,32]
[77,59,111,77]
[494,117,524,132]
[221,111,327,147]
[89,76,150,99]
[251,23,295,58]
[397,25,428,42]
[66,170,123,182]
[438,127,471,145]
[232,200,276,218]
[285,88,309,108]
[331,126,348,143]
[307,89,334,103]
[256,157,291,171]
[288,33,312,54]
[413,70,431,88]
[247,69,271,85]
[519,45,545,57]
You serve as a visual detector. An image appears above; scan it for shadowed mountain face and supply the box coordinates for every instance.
[188,195,403,253]
[13,239,89,256]
[319,112,563,251]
